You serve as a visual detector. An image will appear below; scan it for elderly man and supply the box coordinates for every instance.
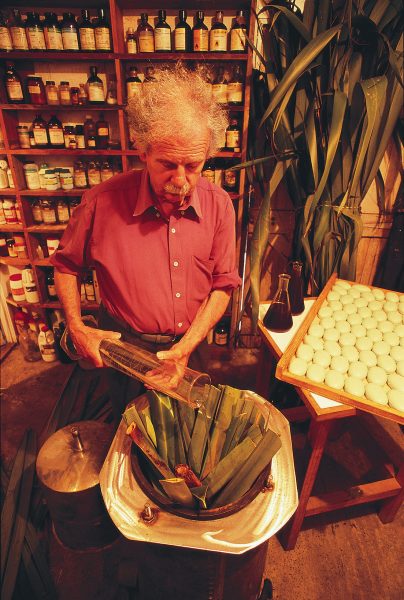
[51,64,241,417]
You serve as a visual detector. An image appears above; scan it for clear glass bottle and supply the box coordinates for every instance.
[174,10,191,52]
[210,10,227,52]
[45,80,59,105]
[46,268,58,300]
[4,64,24,103]
[17,125,30,148]
[94,8,111,51]
[87,161,101,187]
[287,260,305,315]
[79,9,95,51]
[9,9,28,51]
[19,325,41,362]
[227,65,243,105]
[230,10,247,52]
[0,11,13,51]
[263,273,293,332]
[137,13,154,53]
[59,81,71,105]
[154,9,171,52]
[212,66,228,105]
[43,12,63,51]
[126,65,142,99]
[126,27,137,54]
[100,160,113,182]
[61,12,79,51]
[26,12,46,51]
[192,11,208,52]
[87,66,105,104]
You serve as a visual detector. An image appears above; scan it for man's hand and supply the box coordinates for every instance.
[143,341,191,391]
[70,324,121,368]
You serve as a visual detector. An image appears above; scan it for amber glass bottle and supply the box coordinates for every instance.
[192,11,208,52]
[174,10,191,52]
[137,13,154,53]
[87,66,105,104]
[154,9,171,52]
[95,113,109,149]
[263,274,293,332]
[47,115,64,148]
[210,11,227,52]
[230,10,247,52]
[79,9,96,51]
[95,8,111,51]
[4,64,24,103]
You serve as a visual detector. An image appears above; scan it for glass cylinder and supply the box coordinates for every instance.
[287,260,305,315]
[263,273,293,332]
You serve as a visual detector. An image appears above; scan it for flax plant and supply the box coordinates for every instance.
[243,0,403,328]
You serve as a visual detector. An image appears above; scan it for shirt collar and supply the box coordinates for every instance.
[133,169,203,219]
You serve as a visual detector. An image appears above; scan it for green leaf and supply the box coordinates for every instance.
[257,4,312,43]
[305,99,319,187]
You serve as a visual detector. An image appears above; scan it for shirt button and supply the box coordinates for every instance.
[178,322,183,328]
[171,228,176,233]
[175,292,181,298]
[173,261,179,267]
[180,211,184,215]
[156,211,160,218]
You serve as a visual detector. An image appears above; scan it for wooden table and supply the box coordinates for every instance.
[257,300,404,550]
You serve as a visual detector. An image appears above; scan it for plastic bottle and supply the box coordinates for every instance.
[38,326,58,362]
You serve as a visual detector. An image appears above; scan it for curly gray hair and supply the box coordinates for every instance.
[126,63,229,157]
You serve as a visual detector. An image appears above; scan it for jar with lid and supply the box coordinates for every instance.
[4,64,24,104]
[75,125,85,149]
[9,272,25,302]
[59,81,71,105]
[40,198,57,223]
[32,114,49,147]
[17,125,30,149]
[26,12,46,51]
[7,238,18,258]
[31,198,43,223]
[22,267,40,304]
[59,169,73,191]
[56,197,70,222]
[44,169,60,191]
[69,197,81,215]
[27,76,46,105]
[63,125,76,149]
[38,162,49,188]
[73,162,87,188]
[43,12,63,51]
[87,161,101,187]
[101,161,114,182]
[23,162,40,190]
[61,13,80,51]
[45,81,59,105]
[3,199,18,224]
[47,115,64,148]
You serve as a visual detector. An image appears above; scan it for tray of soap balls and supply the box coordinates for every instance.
[276,273,404,424]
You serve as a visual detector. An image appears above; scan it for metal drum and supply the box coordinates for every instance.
[36,421,119,551]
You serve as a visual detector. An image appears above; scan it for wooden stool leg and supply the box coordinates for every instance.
[280,420,332,550]
[378,464,404,523]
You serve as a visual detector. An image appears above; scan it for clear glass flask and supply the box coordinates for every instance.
[263,273,293,332]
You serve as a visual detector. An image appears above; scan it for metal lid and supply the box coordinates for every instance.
[36,421,113,493]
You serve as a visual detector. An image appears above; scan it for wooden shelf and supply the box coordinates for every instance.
[6,296,39,308]
[27,225,67,233]
[0,189,17,195]
[1,257,31,266]
[11,149,123,156]
[0,51,115,61]
[33,259,53,266]
[118,52,248,61]
[1,104,124,111]
[20,189,85,196]
[0,224,24,231]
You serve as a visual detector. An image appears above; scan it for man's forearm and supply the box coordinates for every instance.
[54,270,83,330]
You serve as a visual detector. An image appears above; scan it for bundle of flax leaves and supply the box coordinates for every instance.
[124,386,282,510]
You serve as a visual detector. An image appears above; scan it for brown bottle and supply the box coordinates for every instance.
[95,113,109,149]
[137,13,154,53]
[83,114,96,146]
[4,64,24,104]
[230,10,247,52]
[209,10,227,52]
[32,114,49,148]
[47,115,64,148]
[263,273,293,332]
[287,260,305,315]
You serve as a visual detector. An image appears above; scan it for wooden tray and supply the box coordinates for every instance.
[276,273,404,425]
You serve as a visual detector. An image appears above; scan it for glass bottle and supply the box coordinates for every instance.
[212,66,228,105]
[59,81,71,105]
[101,160,114,182]
[193,11,208,52]
[9,10,28,51]
[223,163,238,192]
[43,12,63,51]
[31,198,43,223]
[201,159,215,183]
[61,13,79,51]
[79,9,96,51]
[69,197,81,214]
[75,124,85,148]
[45,80,59,105]
[230,10,247,52]
[154,9,171,52]
[25,12,46,51]
[87,66,105,104]
[226,118,241,151]
[174,10,191,52]
[32,114,49,148]
[287,260,305,315]
[38,162,48,188]
[7,237,17,257]
[4,64,24,104]
[46,269,58,300]
[73,161,88,188]
[83,114,96,146]
[137,13,154,53]
[78,83,88,105]
[95,113,109,149]
[0,236,7,256]
[143,66,157,84]
[40,198,57,224]
[95,8,111,51]
[70,87,80,105]
[19,325,41,362]
[17,125,29,149]
[87,161,101,187]
[84,272,96,302]
[263,273,293,332]
[56,197,70,223]
[126,28,137,54]
[47,115,64,148]
[106,75,117,105]
[63,124,76,149]
[126,65,142,100]
[0,11,13,51]
[227,65,243,105]
[210,10,227,52]
[27,75,46,105]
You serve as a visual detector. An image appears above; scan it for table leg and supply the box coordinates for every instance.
[378,464,404,523]
[280,420,333,550]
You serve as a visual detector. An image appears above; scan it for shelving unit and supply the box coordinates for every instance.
[0,0,256,344]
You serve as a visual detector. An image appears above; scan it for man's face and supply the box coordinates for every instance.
[140,131,210,204]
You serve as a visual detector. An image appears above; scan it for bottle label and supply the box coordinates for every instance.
[85,283,96,301]
[0,27,13,51]
[95,27,111,50]
[127,39,136,53]
[48,284,56,296]
[226,130,240,150]
[60,89,71,103]
[76,134,85,148]
[97,127,109,136]
[57,206,69,221]
[27,28,46,50]
[62,29,79,50]
[10,27,29,50]
[32,205,42,221]
[214,332,228,345]
[174,29,186,51]
[155,27,171,51]
[45,28,63,50]
[74,172,87,187]
[88,82,105,102]
[193,29,208,52]
[80,28,96,50]
[127,81,142,98]
[4,206,17,223]
[210,29,227,52]
[25,171,40,189]
[7,81,23,101]
[138,30,154,52]
[202,169,215,183]
[33,129,48,145]
[224,169,237,189]
[47,89,58,102]
[231,28,246,51]
[88,138,96,147]
[42,208,57,223]
[88,170,101,186]
[227,82,243,103]
[49,129,64,145]
[28,85,40,94]
[101,170,113,182]
[212,83,228,104]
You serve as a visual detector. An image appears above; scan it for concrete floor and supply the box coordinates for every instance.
[1,344,403,600]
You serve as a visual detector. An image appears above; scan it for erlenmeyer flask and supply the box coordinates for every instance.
[263,273,293,332]
[287,260,305,315]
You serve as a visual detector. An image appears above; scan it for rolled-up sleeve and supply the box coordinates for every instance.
[211,193,242,291]
[50,191,95,276]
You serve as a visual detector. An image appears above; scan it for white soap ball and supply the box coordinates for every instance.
[377,355,397,374]
[333,285,348,296]
[342,345,359,363]
[387,311,402,325]
[399,304,404,316]
[345,377,365,397]
[289,356,308,377]
[296,343,314,362]
[348,361,368,380]
[335,280,351,290]
[378,320,394,334]
[308,323,324,339]
[318,306,333,319]
[396,360,404,377]
[384,301,397,313]
[396,324,404,338]
[372,341,391,357]
[362,292,374,304]
[340,295,354,306]
[324,328,340,342]
[354,298,368,309]
[358,307,372,320]
[388,373,404,392]
[321,317,336,330]
[333,310,347,322]
[400,294,404,303]
[327,291,341,302]
[350,289,362,299]
[365,383,388,405]
[329,300,343,311]
[339,332,356,347]
[369,300,383,312]
[355,336,373,352]
[344,304,357,315]
[383,332,399,347]
[367,366,388,386]
[373,310,387,323]
[359,350,377,368]
[336,321,351,334]
[348,313,362,326]
[351,324,366,339]
[362,317,375,330]
[313,316,320,325]
[352,284,370,294]
[390,346,404,363]
[372,289,385,301]
[313,350,331,368]
[306,363,326,383]
[304,334,324,351]
[331,355,349,373]
[325,370,345,390]
[388,389,404,412]
[367,328,383,343]
[324,340,341,357]
[385,291,399,303]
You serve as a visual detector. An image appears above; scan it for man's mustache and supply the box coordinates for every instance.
[163,183,191,196]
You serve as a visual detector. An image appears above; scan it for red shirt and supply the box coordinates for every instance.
[51,169,241,335]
